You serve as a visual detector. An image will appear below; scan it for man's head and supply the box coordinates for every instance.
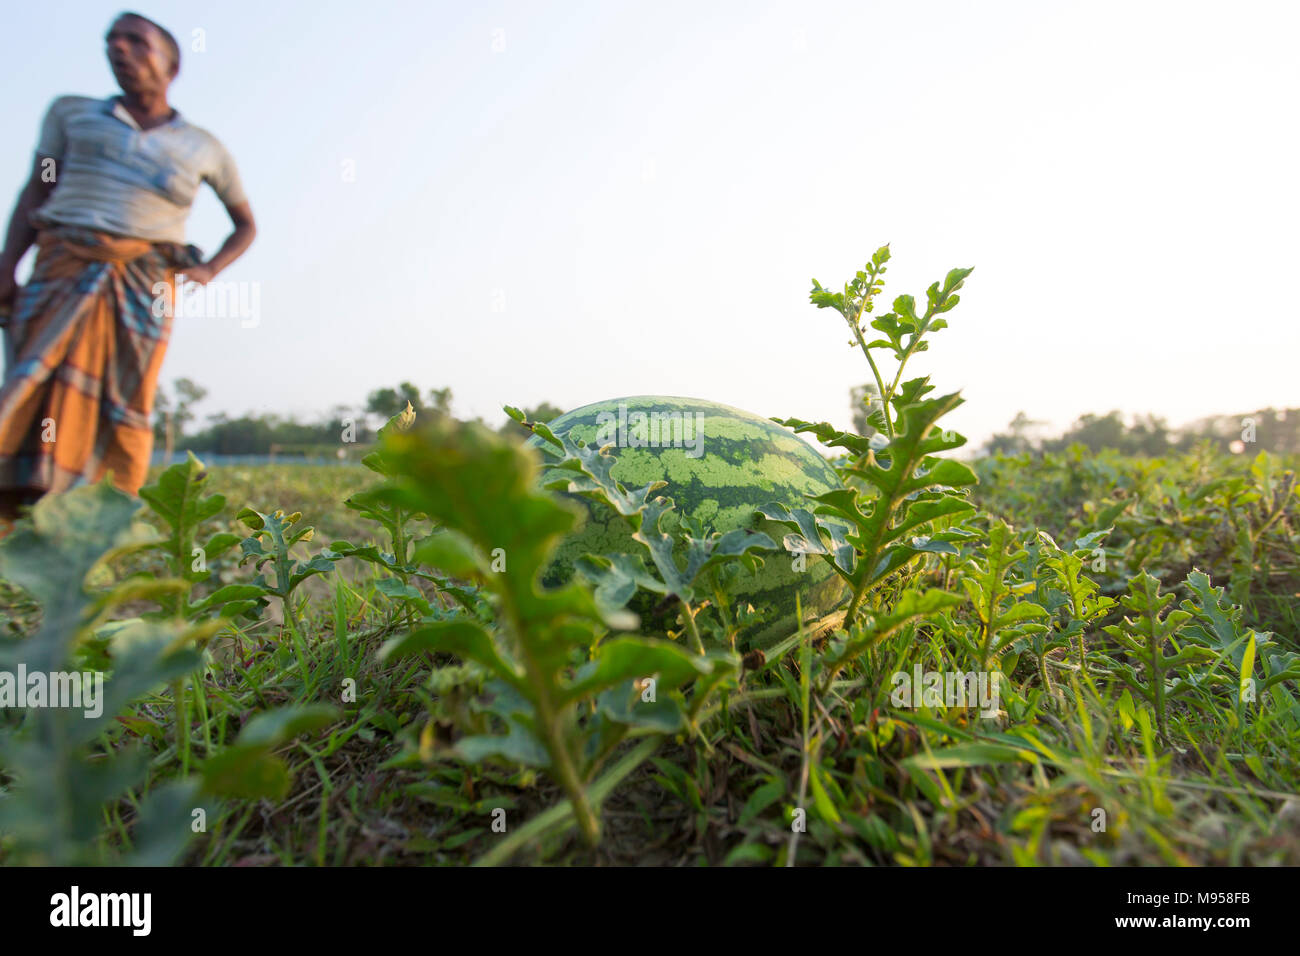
[105,13,180,96]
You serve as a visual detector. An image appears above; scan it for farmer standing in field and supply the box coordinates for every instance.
[0,11,255,531]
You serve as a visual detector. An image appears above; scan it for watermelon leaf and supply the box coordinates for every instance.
[0,484,210,865]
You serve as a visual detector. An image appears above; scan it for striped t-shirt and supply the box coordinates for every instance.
[30,95,248,244]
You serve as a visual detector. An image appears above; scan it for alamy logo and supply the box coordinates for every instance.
[49,886,151,936]
[0,665,103,718]
[890,665,1000,718]
[593,404,705,458]
[151,275,261,328]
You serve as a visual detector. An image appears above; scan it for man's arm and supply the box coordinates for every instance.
[185,199,256,285]
[0,156,57,308]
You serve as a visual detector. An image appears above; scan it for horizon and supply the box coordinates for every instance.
[163,387,1298,463]
[174,386,1296,437]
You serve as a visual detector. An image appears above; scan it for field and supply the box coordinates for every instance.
[1,249,1297,866]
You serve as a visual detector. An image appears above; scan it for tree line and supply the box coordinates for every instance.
[152,379,561,459]
[982,407,1300,456]
[154,377,1297,461]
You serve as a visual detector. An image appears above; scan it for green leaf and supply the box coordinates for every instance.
[573,551,663,624]
[632,510,776,606]
[824,588,963,676]
[809,761,842,823]
[200,705,339,801]
[737,777,786,826]
[1239,632,1257,705]
[412,529,485,579]
[201,746,292,800]
[380,618,524,688]
[905,741,1038,770]
[235,704,340,748]
[0,482,142,663]
[559,636,717,703]
[770,417,874,457]
[137,452,227,593]
[756,501,857,576]
[128,778,208,866]
[456,724,552,767]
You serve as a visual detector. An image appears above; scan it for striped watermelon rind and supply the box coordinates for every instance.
[525,396,851,647]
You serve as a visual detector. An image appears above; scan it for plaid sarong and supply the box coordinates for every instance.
[0,225,201,496]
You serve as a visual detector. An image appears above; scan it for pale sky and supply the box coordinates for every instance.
[2,0,1296,448]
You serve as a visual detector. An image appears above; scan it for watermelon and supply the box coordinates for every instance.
[525,395,850,647]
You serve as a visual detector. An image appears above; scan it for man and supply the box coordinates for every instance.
[0,12,255,528]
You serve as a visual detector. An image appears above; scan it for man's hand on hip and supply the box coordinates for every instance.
[180,262,217,287]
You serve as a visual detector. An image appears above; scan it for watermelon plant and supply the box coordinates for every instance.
[372,414,739,849]
[134,453,246,619]
[0,483,338,864]
[761,246,979,632]
[0,485,207,864]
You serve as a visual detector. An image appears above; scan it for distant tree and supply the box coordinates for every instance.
[1128,413,1172,456]
[1028,410,1173,456]
[426,387,453,417]
[181,410,372,457]
[526,401,564,425]
[849,383,881,437]
[153,377,208,464]
[985,411,1046,456]
[365,383,459,426]
[366,382,426,420]
[323,403,370,448]
[153,388,170,444]
[183,414,277,455]
[1174,407,1300,454]
[1043,411,1128,454]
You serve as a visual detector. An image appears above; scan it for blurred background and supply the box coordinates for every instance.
[2,0,1296,457]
